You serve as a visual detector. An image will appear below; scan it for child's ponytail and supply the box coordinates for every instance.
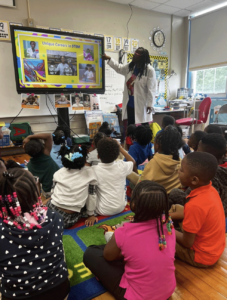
[60,144,87,170]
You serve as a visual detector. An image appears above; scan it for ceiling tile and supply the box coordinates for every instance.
[149,0,170,3]
[187,0,218,11]
[174,9,192,16]
[166,0,205,9]
[107,0,133,4]
[152,4,181,13]
[132,0,160,9]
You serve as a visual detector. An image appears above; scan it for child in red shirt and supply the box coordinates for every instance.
[125,124,136,151]
[170,152,225,267]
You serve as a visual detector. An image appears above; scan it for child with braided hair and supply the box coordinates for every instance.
[84,181,176,300]
[47,144,98,228]
[0,168,69,300]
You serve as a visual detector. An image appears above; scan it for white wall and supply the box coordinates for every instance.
[0,0,188,131]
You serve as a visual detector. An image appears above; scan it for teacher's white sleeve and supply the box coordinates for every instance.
[147,67,156,108]
[108,58,129,76]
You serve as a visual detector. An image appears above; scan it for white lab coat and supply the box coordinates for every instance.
[108,58,156,124]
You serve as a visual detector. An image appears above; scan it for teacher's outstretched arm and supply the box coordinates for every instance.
[101,53,129,76]
[146,67,156,114]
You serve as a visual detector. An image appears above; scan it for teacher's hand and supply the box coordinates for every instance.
[101,53,111,61]
[147,107,152,114]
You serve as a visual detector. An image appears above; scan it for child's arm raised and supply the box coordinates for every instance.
[103,233,123,261]
[85,180,98,227]
[120,145,138,174]
[175,230,196,249]
[23,133,52,156]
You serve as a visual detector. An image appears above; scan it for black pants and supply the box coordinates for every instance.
[83,245,126,300]
[2,279,70,300]
[127,105,135,126]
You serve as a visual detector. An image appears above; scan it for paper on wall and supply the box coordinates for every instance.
[131,39,139,52]
[114,37,122,51]
[0,20,10,41]
[21,94,40,110]
[104,35,114,51]
[90,94,101,111]
[122,38,130,52]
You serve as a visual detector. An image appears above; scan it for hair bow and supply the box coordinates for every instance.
[66,146,71,150]
[71,152,83,160]
[61,136,65,139]
[52,134,55,137]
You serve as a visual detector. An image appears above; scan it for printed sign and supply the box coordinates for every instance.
[55,94,71,108]
[21,94,40,110]
[122,38,130,52]
[104,35,114,51]
[131,39,139,52]
[0,20,10,41]
[114,37,122,51]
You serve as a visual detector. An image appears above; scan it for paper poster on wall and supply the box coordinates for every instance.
[55,94,71,108]
[122,38,130,52]
[85,111,104,138]
[71,94,84,111]
[0,20,10,41]
[114,37,122,51]
[83,94,91,111]
[10,22,23,26]
[90,94,101,110]
[104,35,114,51]
[21,94,40,109]
[131,39,139,52]
[36,25,49,29]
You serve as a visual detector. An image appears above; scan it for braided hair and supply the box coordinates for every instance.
[155,125,183,161]
[129,47,151,79]
[0,168,46,230]
[130,181,173,250]
[59,144,87,170]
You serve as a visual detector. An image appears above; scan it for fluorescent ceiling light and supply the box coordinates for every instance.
[189,1,227,19]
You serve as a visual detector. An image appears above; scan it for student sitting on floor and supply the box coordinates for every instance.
[204,124,223,134]
[84,181,176,300]
[85,138,136,226]
[188,130,207,152]
[135,126,183,194]
[198,133,227,167]
[0,168,70,300]
[47,145,98,228]
[87,132,106,166]
[51,126,72,169]
[159,115,175,133]
[127,125,153,168]
[170,152,225,267]
[98,122,112,137]
[125,124,136,151]
[23,133,59,199]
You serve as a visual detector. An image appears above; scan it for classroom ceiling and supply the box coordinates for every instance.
[107,0,227,17]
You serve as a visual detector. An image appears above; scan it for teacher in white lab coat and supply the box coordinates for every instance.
[102,47,156,125]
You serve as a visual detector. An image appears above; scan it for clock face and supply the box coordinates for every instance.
[153,30,165,48]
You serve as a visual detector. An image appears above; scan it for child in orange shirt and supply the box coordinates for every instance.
[170,152,225,267]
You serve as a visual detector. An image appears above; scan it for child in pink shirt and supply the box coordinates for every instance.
[83,181,176,300]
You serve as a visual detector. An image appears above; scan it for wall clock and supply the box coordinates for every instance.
[149,27,166,54]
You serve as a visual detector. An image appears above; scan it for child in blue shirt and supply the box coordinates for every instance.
[127,125,153,168]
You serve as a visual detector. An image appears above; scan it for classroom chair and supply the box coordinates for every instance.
[176,97,211,132]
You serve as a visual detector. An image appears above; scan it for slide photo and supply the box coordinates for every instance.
[72,94,84,111]
[83,45,94,61]
[79,64,96,83]
[23,40,40,58]
[47,50,77,76]
[21,94,40,109]
[23,59,46,82]
[55,94,71,108]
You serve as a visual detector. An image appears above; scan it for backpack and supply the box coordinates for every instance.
[150,122,161,143]
[10,122,33,143]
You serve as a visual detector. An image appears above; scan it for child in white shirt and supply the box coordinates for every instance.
[86,138,136,226]
[87,132,106,166]
[47,144,98,228]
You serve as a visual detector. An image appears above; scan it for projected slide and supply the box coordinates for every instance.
[14,29,103,90]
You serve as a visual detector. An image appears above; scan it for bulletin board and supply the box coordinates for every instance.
[127,53,168,100]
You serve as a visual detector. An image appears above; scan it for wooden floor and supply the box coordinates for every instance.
[2,154,30,164]
[3,155,227,300]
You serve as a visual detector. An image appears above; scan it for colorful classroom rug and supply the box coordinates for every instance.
[63,204,133,300]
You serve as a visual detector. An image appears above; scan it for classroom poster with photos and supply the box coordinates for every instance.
[21,94,40,109]
[54,94,71,108]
